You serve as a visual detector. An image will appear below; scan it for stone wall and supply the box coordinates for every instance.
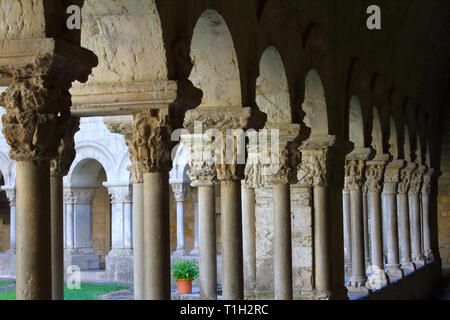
[438,113,450,267]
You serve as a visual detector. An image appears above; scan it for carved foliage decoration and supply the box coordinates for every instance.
[344,159,365,191]
[364,163,385,193]
[297,150,328,187]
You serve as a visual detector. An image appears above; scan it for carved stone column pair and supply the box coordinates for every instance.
[421,168,435,261]
[409,165,427,266]
[127,109,173,300]
[344,152,369,294]
[297,136,351,300]
[0,38,97,299]
[263,123,300,300]
[171,182,190,256]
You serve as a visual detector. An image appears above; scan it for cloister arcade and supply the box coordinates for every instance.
[0,0,449,300]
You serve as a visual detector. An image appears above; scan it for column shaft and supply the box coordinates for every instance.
[397,193,414,269]
[198,186,217,299]
[16,160,52,300]
[409,193,424,264]
[132,182,144,300]
[143,172,170,300]
[242,186,256,293]
[342,190,352,275]
[273,184,292,300]
[422,193,431,258]
[368,191,383,268]
[176,201,185,250]
[221,180,244,300]
[314,185,331,292]
[384,192,403,278]
[50,175,64,300]
[10,204,16,250]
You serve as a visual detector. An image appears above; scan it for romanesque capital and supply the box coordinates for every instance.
[171,183,189,202]
[0,38,97,162]
[398,162,417,194]
[421,167,434,195]
[382,159,406,195]
[408,164,426,195]
[50,116,80,177]
[243,142,265,188]
[106,184,132,204]
[183,133,218,187]
[70,188,97,205]
[365,161,386,193]
[1,186,16,206]
[263,123,301,186]
[297,135,352,188]
[344,159,365,191]
[128,109,172,173]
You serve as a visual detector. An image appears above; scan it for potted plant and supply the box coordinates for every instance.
[171,259,199,294]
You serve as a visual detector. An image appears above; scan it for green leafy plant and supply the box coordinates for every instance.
[171,259,199,282]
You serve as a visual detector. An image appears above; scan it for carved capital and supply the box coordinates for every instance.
[297,150,328,187]
[1,187,16,206]
[365,161,386,193]
[171,183,189,202]
[344,159,365,191]
[183,106,251,131]
[128,109,172,173]
[70,188,96,205]
[244,147,265,188]
[107,185,132,203]
[51,116,80,176]
[421,168,434,195]
[398,163,417,194]
[0,39,97,162]
[183,133,218,187]
[409,165,426,195]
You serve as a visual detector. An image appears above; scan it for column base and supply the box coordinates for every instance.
[313,289,333,300]
[400,261,416,272]
[386,264,404,279]
[105,249,134,283]
[64,248,101,271]
[171,249,189,260]
[366,268,389,291]
[0,251,16,278]
[412,254,427,267]
[347,276,369,294]
[190,248,199,256]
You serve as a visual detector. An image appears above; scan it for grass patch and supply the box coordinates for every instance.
[0,281,13,288]
[0,283,130,300]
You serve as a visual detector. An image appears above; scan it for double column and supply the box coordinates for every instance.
[408,165,427,266]
[397,163,416,271]
[421,168,434,261]
[128,109,173,300]
[184,132,218,299]
[0,38,97,299]
[297,136,351,299]
[365,158,389,290]
[383,160,405,279]
[171,183,190,256]
[344,155,369,294]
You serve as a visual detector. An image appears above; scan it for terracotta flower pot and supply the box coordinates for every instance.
[177,279,193,294]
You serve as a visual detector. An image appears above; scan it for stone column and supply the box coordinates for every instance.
[264,124,299,300]
[409,165,427,266]
[345,158,369,293]
[190,187,200,256]
[343,186,352,276]
[363,185,371,269]
[171,183,189,257]
[104,183,133,282]
[421,168,434,261]
[50,117,79,300]
[128,110,173,300]
[365,159,389,290]
[298,136,351,300]
[185,132,218,300]
[397,163,416,271]
[2,186,16,252]
[65,187,100,270]
[383,160,405,279]
[64,191,75,251]
[0,39,96,299]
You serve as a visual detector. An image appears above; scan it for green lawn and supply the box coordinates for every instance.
[0,281,13,288]
[0,283,130,300]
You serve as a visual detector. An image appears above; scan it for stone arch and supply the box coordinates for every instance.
[256,47,291,124]
[70,158,106,188]
[116,152,132,183]
[0,151,11,186]
[389,116,399,159]
[188,9,241,107]
[302,69,329,135]
[67,142,116,185]
[348,95,365,149]
[371,106,383,155]
[169,143,190,184]
[78,0,168,84]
